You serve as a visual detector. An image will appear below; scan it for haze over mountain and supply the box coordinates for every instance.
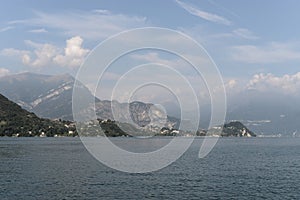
[172,90,300,135]
[226,89,300,135]
[1,72,299,135]
[1,1,300,137]
[0,72,179,130]
[0,72,93,120]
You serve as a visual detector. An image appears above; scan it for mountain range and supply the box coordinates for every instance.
[0,72,178,130]
[1,72,299,135]
[226,89,300,135]
[0,72,95,120]
[0,90,255,137]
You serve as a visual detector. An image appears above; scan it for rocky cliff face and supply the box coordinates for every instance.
[96,100,179,131]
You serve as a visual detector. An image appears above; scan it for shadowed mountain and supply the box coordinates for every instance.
[0,93,75,137]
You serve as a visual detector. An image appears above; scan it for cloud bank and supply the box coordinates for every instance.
[1,36,89,68]
[247,72,300,94]
[54,36,89,68]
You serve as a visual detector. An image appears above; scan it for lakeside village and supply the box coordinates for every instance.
[8,118,256,138]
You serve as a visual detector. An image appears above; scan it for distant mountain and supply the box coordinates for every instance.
[0,92,141,137]
[96,100,179,130]
[226,90,300,135]
[0,73,179,129]
[3,72,300,135]
[0,92,255,138]
[222,121,256,137]
[0,93,76,137]
[0,72,94,120]
[197,121,256,137]
[161,89,300,135]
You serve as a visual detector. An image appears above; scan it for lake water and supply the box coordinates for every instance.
[0,137,299,199]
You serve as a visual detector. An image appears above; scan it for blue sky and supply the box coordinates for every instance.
[1,0,300,100]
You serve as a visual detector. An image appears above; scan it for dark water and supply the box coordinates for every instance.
[0,137,299,200]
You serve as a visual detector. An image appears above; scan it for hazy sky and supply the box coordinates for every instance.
[1,0,300,101]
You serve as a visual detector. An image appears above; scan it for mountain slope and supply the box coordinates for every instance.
[0,72,94,120]
[198,121,256,137]
[0,73,179,130]
[95,100,179,130]
[0,93,75,137]
[222,121,256,137]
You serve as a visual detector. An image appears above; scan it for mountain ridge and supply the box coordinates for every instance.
[0,72,97,120]
[0,90,255,137]
[1,72,297,135]
[0,72,179,130]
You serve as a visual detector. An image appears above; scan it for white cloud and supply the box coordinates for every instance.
[231,42,300,63]
[24,42,59,67]
[247,72,300,94]
[232,28,259,40]
[9,40,60,68]
[0,68,10,77]
[206,28,259,41]
[28,28,48,33]
[10,10,148,40]
[92,9,111,15]
[226,79,237,89]
[175,0,232,25]
[0,48,32,66]
[0,48,30,57]
[53,36,89,68]
[1,36,89,68]
[130,52,210,73]
[22,54,31,64]
[130,52,185,67]
[0,26,14,33]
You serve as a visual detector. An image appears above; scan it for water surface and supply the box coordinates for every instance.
[0,137,299,199]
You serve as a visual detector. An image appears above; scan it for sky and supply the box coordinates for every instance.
[1,0,300,103]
